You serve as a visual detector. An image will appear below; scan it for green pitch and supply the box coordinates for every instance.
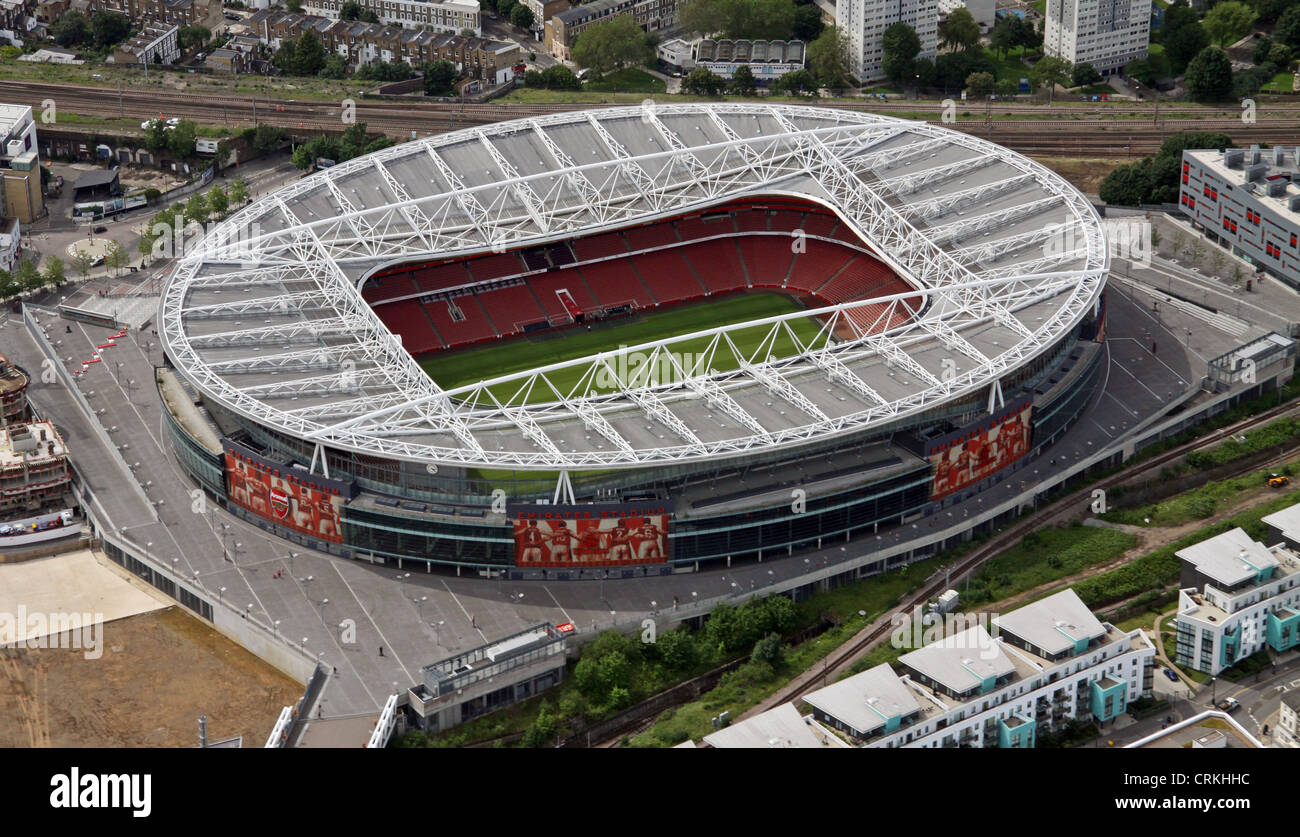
[421,292,829,404]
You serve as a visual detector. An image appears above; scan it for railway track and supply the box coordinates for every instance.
[763,397,1300,714]
[5,79,1297,159]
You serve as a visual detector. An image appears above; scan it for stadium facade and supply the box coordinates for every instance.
[159,104,1108,575]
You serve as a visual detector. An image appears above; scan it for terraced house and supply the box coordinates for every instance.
[249,10,518,82]
[88,0,210,27]
[302,0,480,35]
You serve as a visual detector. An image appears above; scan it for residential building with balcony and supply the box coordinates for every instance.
[802,588,1155,748]
[1173,525,1300,676]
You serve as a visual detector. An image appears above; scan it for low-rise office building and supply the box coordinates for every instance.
[1180,146,1300,290]
[1173,524,1300,676]
[801,589,1155,748]
[693,39,806,85]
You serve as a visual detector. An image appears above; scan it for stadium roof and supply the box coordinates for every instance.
[160,103,1107,472]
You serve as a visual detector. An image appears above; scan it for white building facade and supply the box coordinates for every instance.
[303,0,481,35]
[835,0,937,83]
[803,589,1156,748]
[1173,526,1300,676]
[1043,0,1151,75]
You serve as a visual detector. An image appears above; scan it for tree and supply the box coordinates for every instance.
[89,10,131,48]
[1185,46,1233,101]
[360,9,379,22]
[137,231,156,263]
[773,68,817,96]
[1203,1,1257,48]
[167,120,198,159]
[1251,0,1292,23]
[293,29,326,76]
[143,119,172,155]
[1277,6,1300,50]
[540,64,581,90]
[178,25,212,53]
[913,56,937,90]
[938,8,981,52]
[104,241,129,276]
[184,192,209,226]
[510,4,534,30]
[678,0,728,37]
[882,23,921,85]
[339,0,363,19]
[1124,57,1158,86]
[655,627,699,671]
[229,177,250,206]
[15,259,42,295]
[421,59,458,95]
[989,15,1018,57]
[72,249,95,279]
[51,11,90,47]
[571,15,654,76]
[320,54,348,78]
[1252,36,1274,65]
[936,48,998,90]
[1031,55,1071,103]
[807,26,854,89]
[1211,248,1227,275]
[1164,22,1210,73]
[751,632,785,667]
[793,3,824,42]
[285,0,304,11]
[728,64,757,96]
[965,70,995,97]
[42,255,65,288]
[682,66,726,96]
[1071,62,1102,87]
[520,701,557,748]
[207,185,229,217]
[250,125,285,154]
[497,0,517,19]
[1268,42,1292,67]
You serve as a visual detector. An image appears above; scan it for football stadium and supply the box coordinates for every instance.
[158,103,1108,575]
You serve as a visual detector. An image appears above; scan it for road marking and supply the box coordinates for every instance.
[543,585,574,625]
[331,562,412,695]
[441,579,488,643]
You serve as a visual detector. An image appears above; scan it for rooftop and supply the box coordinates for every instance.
[1176,527,1280,589]
[1262,501,1300,543]
[898,624,1017,695]
[801,663,923,737]
[702,703,842,748]
[993,588,1106,657]
[0,421,68,470]
[1186,146,1300,224]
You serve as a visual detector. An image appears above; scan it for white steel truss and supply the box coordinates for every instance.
[161,104,1106,470]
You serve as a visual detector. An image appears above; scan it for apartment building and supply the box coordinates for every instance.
[0,421,71,516]
[302,0,480,36]
[1173,525,1300,676]
[801,589,1155,748]
[544,0,677,61]
[1043,0,1151,75]
[109,23,180,65]
[0,104,43,225]
[250,10,518,82]
[1180,146,1300,290]
[835,0,937,83]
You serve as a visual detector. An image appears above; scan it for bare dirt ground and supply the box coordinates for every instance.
[0,607,301,748]
[1030,156,1123,195]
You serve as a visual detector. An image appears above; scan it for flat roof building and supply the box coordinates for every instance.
[1174,525,1300,675]
[799,588,1155,747]
[0,103,44,224]
[1181,146,1300,290]
[702,702,847,748]
[1044,0,1150,76]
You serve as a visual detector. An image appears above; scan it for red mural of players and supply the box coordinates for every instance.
[511,512,670,568]
[929,404,1032,501]
[224,450,345,544]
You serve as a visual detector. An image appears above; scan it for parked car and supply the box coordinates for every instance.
[1162,668,1179,682]
[1217,697,1241,713]
[92,225,107,234]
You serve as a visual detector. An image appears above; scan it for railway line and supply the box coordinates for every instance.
[5,79,1298,160]
[581,395,1300,747]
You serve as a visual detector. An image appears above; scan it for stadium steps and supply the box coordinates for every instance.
[522,282,549,317]
[675,246,715,296]
[471,294,503,338]
[811,252,861,295]
[626,259,661,305]
[732,238,753,288]
[572,268,606,308]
